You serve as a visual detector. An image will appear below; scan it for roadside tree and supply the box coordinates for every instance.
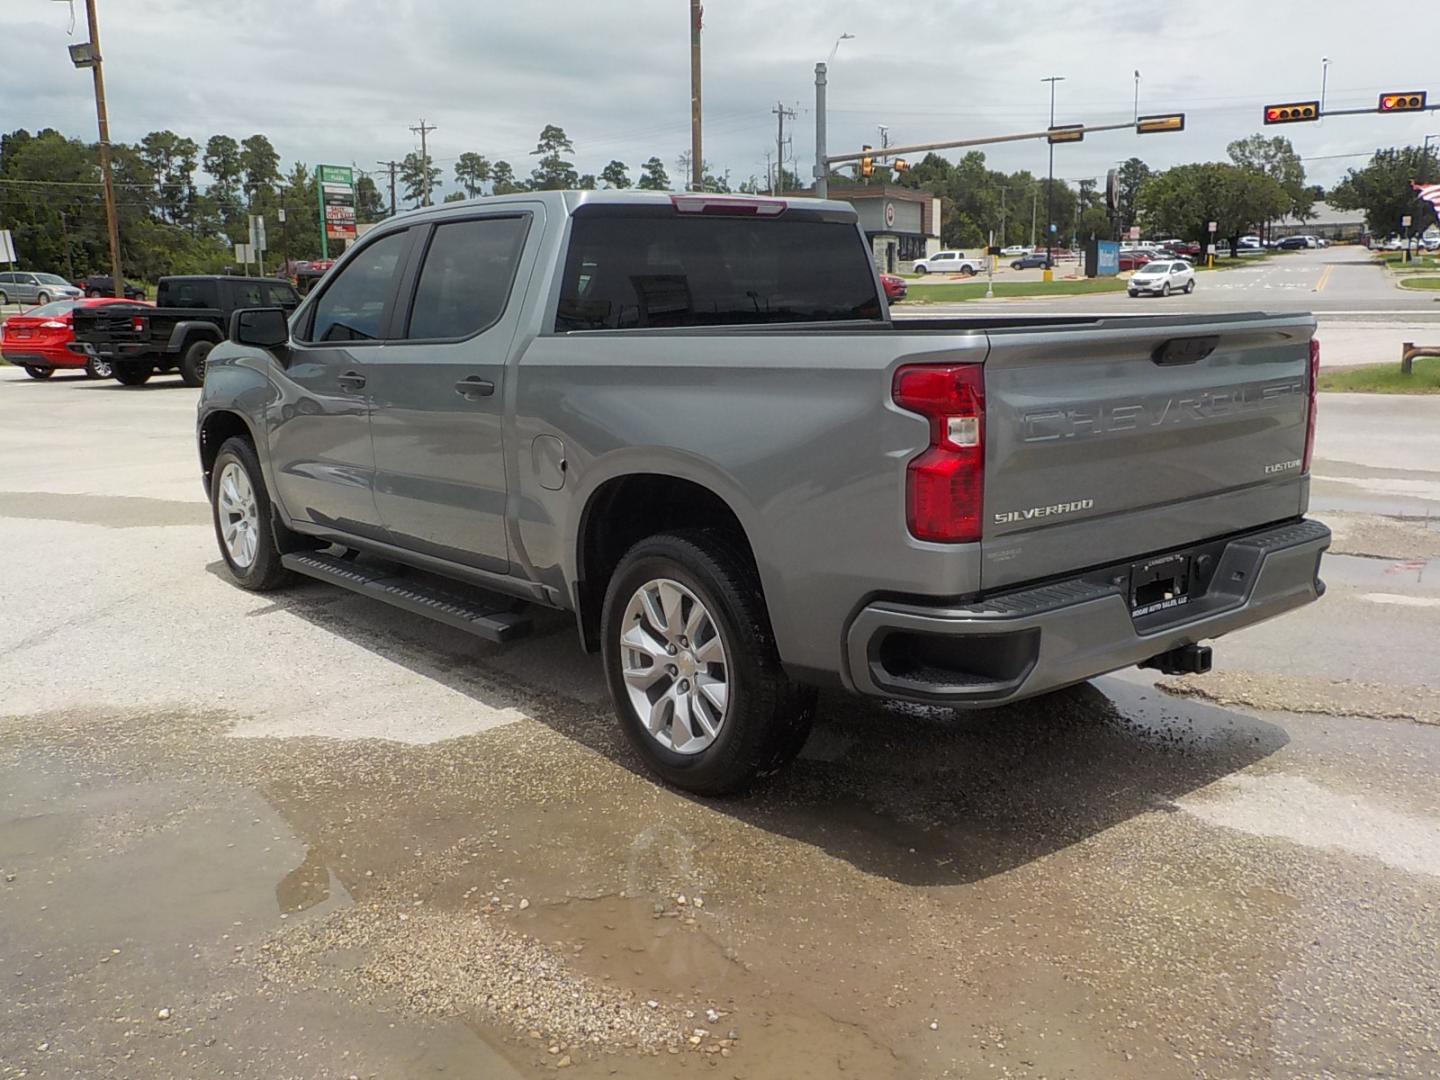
[637,156,671,190]
[1329,146,1440,235]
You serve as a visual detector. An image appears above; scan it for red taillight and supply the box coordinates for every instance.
[892,363,985,543]
[670,195,787,216]
[132,316,146,333]
[1303,337,1320,473]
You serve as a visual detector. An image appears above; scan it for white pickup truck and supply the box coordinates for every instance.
[912,250,986,275]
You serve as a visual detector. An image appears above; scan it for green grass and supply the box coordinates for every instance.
[899,278,1129,303]
[1319,357,1440,393]
[1397,276,1440,291]
[1375,252,1440,271]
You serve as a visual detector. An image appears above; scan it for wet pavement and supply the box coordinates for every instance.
[4,369,1440,1079]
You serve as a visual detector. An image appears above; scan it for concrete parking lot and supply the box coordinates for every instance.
[2,366,1440,1079]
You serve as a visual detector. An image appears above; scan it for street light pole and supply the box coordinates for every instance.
[814,34,852,200]
[76,0,124,299]
[1320,57,1330,117]
[1042,75,1065,282]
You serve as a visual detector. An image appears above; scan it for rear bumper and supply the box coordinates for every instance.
[2,348,81,368]
[845,518,1330,706]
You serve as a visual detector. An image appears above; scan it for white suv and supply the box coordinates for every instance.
[1128,260,1196,297]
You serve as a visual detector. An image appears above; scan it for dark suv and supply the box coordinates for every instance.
[75,274,147,300]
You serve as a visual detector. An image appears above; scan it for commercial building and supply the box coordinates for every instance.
[792,183,942,273]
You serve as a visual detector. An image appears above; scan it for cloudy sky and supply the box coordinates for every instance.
[4,0,1437,194]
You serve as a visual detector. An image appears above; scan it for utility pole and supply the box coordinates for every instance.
[690,0,703,192]
[409,120,436,206]
[814,62,828,198]
[1041,75,1065,282]
[75,0,124,298]
[376,160,399,217]
[877,125,890,162]
[1030,186,1038,248]
[773,101,797,194]
[764,149,774,196]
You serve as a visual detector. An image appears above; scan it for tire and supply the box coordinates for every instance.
[1185,280,1195,294]
[961,265,977,277]
[0,291,8,305]
[24,365,54,380]
[601,530,816,796]
[915,265,928,275]
[84,354,113,379]
[35,292,50,305]
[1160,282,1171,297]
[180,340,214,388]
[112,362,154,386]
[209,437,293,592]
[86,289,102,298]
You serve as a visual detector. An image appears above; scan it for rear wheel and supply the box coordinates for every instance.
[112,362,154,386]
[961,265,977,277]
[35,291,50,305]
[180,340,214,387]
[1184,279,1195,294]
[24,365,53,380]
[86,288,102,298]
[84,354,113,379]
[601,530,816,795]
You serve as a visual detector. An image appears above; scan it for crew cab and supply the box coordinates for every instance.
[73,275,299,386]
[197,190,1329,794]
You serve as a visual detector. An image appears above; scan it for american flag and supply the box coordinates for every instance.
[1414,181,1440,220]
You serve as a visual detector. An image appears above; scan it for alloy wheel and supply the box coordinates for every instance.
[216,461,261,569]
[619,578,730,755]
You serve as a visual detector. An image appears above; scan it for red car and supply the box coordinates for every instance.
[879,273,908,302]
[2,296,153,380]
[1117,251,1153,271]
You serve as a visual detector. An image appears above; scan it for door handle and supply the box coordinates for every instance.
[455,376,495,399]
[337,370,367,391]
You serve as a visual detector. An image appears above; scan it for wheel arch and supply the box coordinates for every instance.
[571,469,767,654]
[198,409,263,496]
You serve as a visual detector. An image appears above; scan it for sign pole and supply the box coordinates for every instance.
[986,229,995,298]
[317,167,328,261]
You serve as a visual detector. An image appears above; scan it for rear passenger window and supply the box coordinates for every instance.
[306,230,408,343]
[235,283,264,307]
[404,216,529,340]
[261,283,297,308]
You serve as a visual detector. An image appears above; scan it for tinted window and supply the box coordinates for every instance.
[405,216,529,340]
[26,300,78,318]
[306,231,408,342]
[262,283,298,307]
[35,273,70,286]
[0,273,11,283]
[555,209,881,331]
[158,280,219,309]
[233,282,264,308]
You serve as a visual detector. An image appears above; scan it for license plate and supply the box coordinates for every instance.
[13,329,32,339]
[1130,553,1192,617]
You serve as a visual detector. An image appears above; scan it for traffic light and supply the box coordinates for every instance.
[1264,101,1320,124]
[1379,91,1427,113]
[893,158,911,173]
[860,145,874,178]
[1136,113,1185,134]
[1047,124,1084,144]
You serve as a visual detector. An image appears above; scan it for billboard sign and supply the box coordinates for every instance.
[1096,240,1120,277]
[316,164,357,256]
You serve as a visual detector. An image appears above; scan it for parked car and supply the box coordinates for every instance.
[0,296,153,379]
[879,273,908,302]
[999,245,1033,257]
[0,271,83,306]
[1010,252,1054,269]
[1159,241,1202,260]
[1275,236,1311,251]
[73,274,147,300]
[1128,259,1196,297]
[1117,251,1153,271]
[913,250,984,275]
[72,274,300,386]
[197,189,1328,794]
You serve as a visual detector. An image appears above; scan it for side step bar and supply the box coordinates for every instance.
[281,552,532,644]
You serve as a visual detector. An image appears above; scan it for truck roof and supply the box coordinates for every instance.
[159,275,293,286]
[386,189,861,223]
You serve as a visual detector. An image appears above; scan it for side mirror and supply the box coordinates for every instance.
[229,306,289,349]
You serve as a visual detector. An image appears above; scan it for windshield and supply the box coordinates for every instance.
[34,273,72,286]
[23,300,78,318]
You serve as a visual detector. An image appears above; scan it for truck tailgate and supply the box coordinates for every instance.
[981,313,1315,590]
[72,306,147,345]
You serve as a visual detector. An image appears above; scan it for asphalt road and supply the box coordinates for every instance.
[908,245,1440,320]
[3,369,1440,1079]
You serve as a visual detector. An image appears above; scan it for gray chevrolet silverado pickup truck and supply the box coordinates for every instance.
[197,190,1329,793]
